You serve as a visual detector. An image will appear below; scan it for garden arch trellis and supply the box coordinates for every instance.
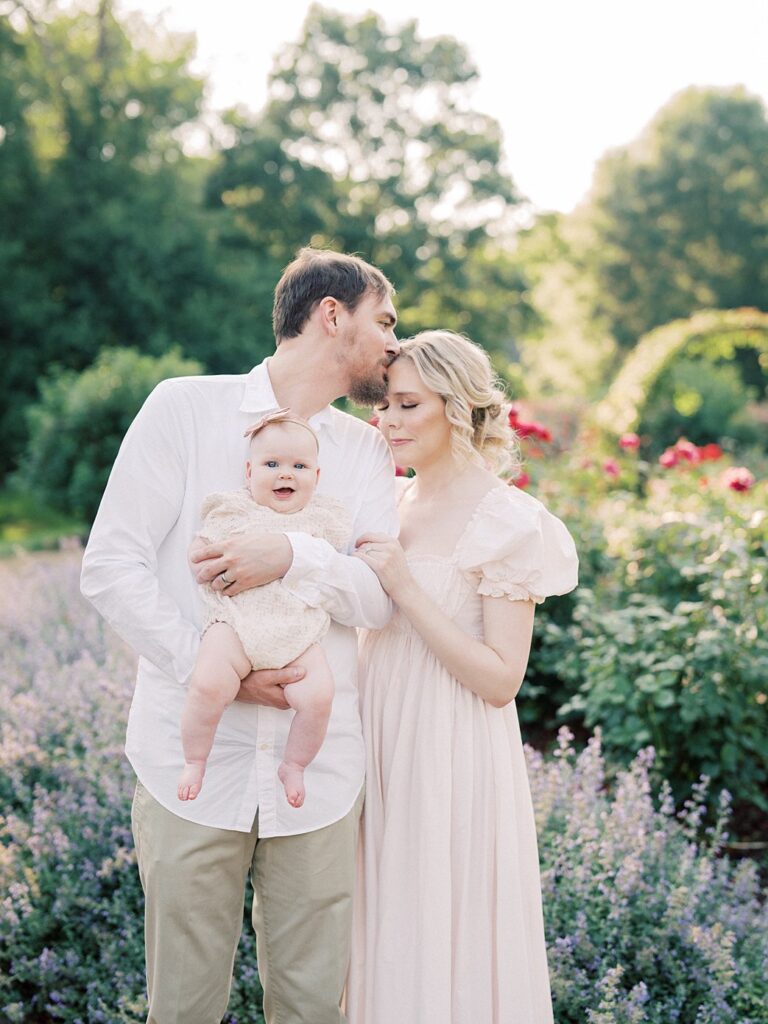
[593,308,768,436]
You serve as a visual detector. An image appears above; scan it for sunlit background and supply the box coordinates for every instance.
[127,0,768,212]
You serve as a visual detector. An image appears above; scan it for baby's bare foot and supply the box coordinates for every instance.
[278,762,306,808]
[178,762,205,801]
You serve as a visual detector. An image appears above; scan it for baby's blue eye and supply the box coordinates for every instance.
[294,463,307,470]
[266,460,278,468]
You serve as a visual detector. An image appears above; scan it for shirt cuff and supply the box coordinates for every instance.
[282,532,333,607]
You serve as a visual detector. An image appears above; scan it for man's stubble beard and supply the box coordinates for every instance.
[347,369,389,407]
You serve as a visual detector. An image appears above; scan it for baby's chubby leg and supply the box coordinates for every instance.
[178,622,251,801]
[278,644,334,808]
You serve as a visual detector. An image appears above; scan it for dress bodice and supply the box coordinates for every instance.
[390,553,483,638]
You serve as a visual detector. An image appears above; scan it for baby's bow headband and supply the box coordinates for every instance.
[243,407,319,447]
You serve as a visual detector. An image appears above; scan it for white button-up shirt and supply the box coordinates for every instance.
[81,361,398,835]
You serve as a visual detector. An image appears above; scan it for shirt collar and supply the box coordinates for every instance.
[239,360,339,445]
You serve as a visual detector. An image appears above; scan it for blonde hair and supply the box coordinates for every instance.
[397,330,519,475]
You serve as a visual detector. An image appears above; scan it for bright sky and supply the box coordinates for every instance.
[122,0,768,212]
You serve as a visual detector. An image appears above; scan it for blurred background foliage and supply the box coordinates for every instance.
[3,0,765,494]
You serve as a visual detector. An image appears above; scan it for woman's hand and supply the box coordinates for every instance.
[354,533,415,602]
[189,532,293,596]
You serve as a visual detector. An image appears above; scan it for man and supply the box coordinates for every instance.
[81,248,400,1024]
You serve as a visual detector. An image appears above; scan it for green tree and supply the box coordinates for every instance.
[514,213,616,398]
[0,1,274,477]
[206,4,535,351]
[577,86,768,349]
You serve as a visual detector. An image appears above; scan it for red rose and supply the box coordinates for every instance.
[512,471,531,489]
[698,443,723,462]
[603,458,620,478]
[515,420,552,442]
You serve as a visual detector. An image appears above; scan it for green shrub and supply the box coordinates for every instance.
[639,357,762,454]
[17,348,202,522]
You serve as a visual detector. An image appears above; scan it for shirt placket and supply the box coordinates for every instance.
[248,705,279,833]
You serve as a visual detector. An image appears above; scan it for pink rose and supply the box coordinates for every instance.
[722,467,755,492]
[619,433,640,450]
[603,458,620,478]
[673,438,700,463]
[659,449,678,468]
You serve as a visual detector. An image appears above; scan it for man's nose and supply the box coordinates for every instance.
[386,335,400,358]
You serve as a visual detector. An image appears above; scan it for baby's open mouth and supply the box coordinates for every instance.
[273,487,295,495]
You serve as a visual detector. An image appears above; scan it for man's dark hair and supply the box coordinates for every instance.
[272,248,394,344]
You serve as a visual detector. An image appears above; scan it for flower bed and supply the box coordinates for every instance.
[1,552,765,1022]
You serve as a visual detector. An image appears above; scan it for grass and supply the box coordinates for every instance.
[0,486,86,556]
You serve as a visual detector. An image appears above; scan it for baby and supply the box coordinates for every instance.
[178,408,351,808]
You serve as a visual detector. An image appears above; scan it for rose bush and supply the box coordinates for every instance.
[518,427,767,821]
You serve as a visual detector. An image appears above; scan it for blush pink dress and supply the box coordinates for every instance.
[347,483,578,1024]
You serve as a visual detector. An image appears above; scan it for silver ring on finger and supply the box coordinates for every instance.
[219,571,234,586]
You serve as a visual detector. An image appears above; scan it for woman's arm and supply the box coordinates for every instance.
[356,534,535,707]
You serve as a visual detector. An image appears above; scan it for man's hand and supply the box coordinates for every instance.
[189,532,293,596]
[235,665,305,710]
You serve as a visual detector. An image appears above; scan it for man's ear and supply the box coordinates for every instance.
[317,296,340,334]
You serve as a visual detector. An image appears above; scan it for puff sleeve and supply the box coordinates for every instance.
[456,485,578,604]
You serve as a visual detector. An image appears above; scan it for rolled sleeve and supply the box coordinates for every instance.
[281,430,398,630]
[282,532,392,629]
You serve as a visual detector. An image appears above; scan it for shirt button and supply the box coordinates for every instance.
[259,743,269,751]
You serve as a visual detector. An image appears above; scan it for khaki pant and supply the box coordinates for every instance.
[131,781,363,1024]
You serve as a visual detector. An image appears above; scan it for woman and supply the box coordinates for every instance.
[347,331,578,1023]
